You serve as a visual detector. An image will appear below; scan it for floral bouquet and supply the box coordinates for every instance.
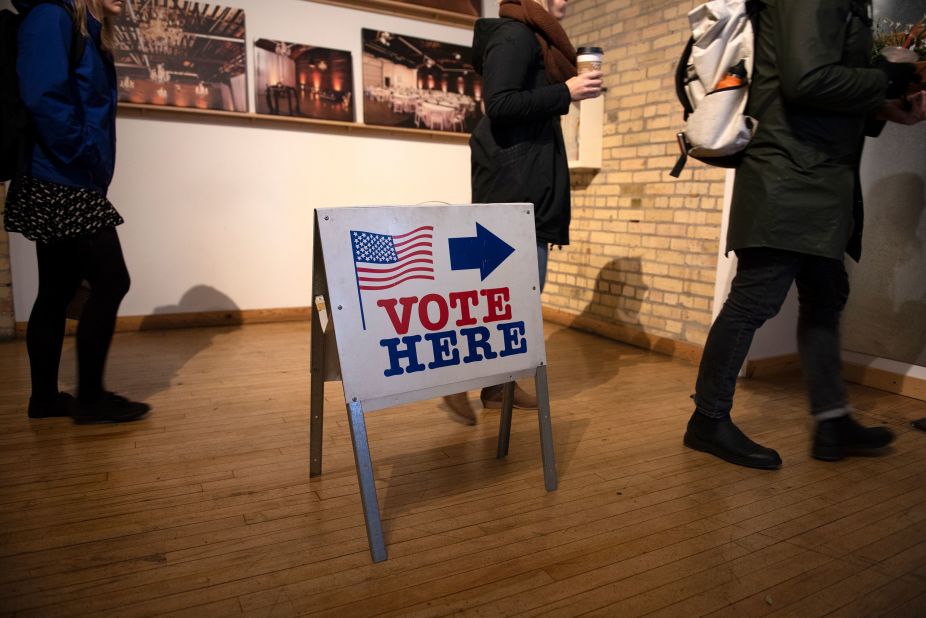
[872,16,926,61]
[872,16,926,94]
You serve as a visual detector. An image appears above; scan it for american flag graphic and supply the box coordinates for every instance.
[351,226,435,291]
[350,225,435,329]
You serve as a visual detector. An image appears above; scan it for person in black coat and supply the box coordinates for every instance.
[443,0,602,424]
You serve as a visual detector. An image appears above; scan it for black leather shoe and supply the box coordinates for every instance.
[812,414,894,461]
[28,392,76,419]
[684,411,781,469]
[72,392,151,424]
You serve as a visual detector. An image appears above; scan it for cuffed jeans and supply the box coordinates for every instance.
[694,247,849,419]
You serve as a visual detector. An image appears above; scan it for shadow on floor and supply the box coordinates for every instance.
[111,285,244,401]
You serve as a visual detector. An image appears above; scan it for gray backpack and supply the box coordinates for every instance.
[671,0,760,177]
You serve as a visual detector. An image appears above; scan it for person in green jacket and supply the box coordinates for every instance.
[683,0,925,469]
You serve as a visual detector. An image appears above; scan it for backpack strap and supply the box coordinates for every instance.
[66,7,86,69]
[671,35,695,178]
[669,131,689,178]
[674,36,696,119]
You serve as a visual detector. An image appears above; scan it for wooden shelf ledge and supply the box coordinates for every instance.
[117,103,471,144]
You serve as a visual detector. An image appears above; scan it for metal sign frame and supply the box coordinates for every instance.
[309,205,557,562]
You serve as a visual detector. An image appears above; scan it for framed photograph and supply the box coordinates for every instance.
[113,1,248,112]
[254,39,354,122]
[361,28,483,133]
[309,0,481,27]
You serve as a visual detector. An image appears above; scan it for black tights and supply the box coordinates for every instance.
[27,227,130,402]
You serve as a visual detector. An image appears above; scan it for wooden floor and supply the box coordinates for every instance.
[1,321,925,617]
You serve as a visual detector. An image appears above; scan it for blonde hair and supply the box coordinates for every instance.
[72,0,116,51]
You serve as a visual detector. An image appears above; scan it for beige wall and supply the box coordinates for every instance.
[542,0,727,353]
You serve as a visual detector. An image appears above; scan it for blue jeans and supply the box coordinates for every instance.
[694,247,849,419]
[537,241,549,291]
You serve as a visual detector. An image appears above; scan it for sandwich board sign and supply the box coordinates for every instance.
[309,204,557,562]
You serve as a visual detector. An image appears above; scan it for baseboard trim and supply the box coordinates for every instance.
[541,306,703,363]
[16,305,925,402]
[744,354,801,378]
[14,306,311,337]
[745,353,926,402]
[842,362,926,402]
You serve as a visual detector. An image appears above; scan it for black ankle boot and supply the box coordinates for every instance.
[684,411,782,469]
[812,414,894,461]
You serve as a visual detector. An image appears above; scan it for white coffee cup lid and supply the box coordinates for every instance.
[881,46,918,63]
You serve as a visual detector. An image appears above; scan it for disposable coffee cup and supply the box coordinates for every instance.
[576,46,604,74]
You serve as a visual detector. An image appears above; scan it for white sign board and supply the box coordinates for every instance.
[316,204,545,412]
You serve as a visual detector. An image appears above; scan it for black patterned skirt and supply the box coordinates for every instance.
[3,176,124,243]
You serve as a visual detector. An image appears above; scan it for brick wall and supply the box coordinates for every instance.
[544,0,727,354]
[0,185,15,340]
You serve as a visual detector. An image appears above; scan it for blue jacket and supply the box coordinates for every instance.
[14,0,117,194]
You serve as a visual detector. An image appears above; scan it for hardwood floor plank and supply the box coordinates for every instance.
[1,322,924,616]
[762,565,893,618]
[878,590,926,618]
[823,573,926,618]
[703,554,863,618]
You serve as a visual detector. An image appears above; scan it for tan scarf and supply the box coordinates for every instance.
[499,0,577,84]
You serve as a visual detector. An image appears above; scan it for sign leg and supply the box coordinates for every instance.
[496,381,515,459]
[347,400,387,562]
[310,216,328,478]
[309,300,325,477]
[536,365,557,491]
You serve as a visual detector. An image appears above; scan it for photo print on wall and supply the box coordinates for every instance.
[254,39,354,122]
[113,1,248,112]
[361,28,483,133]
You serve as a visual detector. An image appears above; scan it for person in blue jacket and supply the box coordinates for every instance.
[4,0,149,423]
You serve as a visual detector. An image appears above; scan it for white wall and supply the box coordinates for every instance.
[841,0,926,369]
[844,121,926,367]
[8,0,497,319]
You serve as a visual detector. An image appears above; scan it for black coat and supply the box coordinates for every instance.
[728,0,887,261]
[470,18,572,245]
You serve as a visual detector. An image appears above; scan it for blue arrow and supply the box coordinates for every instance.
[449,223,515,280]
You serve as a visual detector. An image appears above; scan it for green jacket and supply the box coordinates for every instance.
[727,0,887,261]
